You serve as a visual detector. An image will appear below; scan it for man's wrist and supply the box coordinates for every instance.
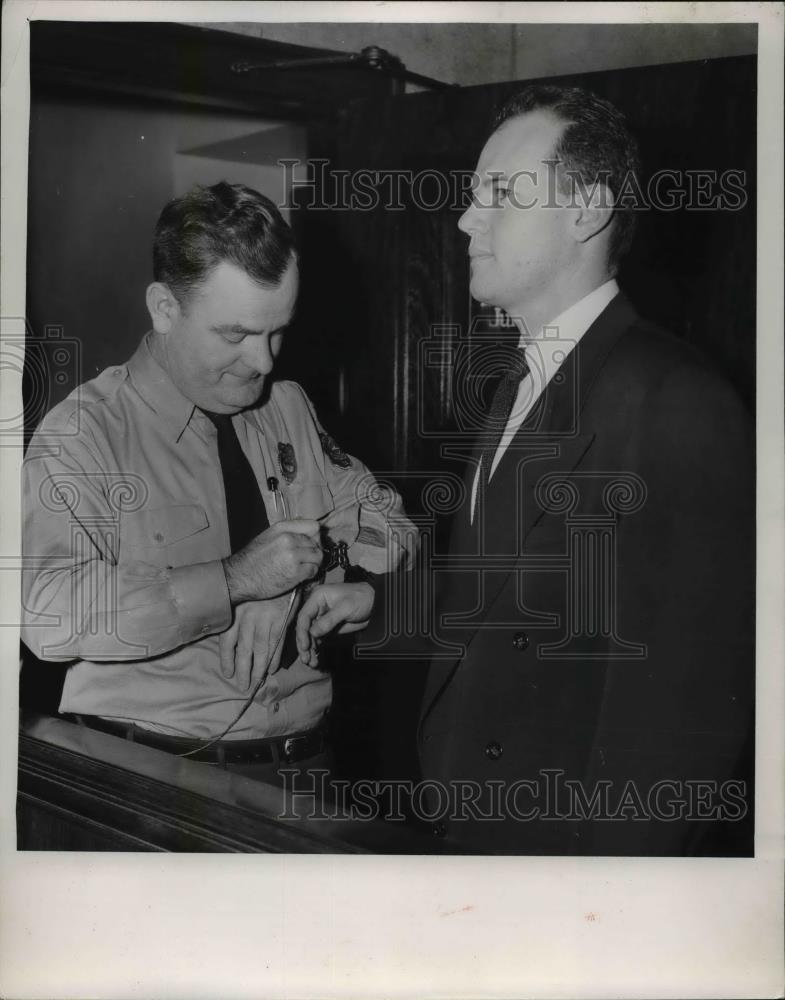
[221,554,246,605]
[349,581,376,623]
[169,560,232,636]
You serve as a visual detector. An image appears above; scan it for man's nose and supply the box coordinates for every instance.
[458,198,482,236]
[245,336,274,375]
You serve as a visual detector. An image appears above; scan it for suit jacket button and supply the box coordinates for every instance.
[485,741,503,761]
[512,632,529,651]
[432,822,447,838]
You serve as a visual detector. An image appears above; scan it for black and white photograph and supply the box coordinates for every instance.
[1,2,782,997]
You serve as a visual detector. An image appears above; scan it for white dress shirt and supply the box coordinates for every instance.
[470,279,619,522]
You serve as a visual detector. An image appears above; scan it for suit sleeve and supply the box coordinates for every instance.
[578,363,755,855]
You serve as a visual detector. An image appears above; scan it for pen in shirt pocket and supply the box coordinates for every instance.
[266,476,285,515]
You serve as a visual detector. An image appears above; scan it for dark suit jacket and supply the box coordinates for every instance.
[406,292,754,855]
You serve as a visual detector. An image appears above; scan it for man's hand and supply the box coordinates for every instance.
[222,520,322,604]
[296,582,375,667]
[219,599,294,691]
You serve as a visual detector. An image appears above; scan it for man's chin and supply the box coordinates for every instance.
[468,266,497,299]
[469,280,495,306]
[210,381,266,413]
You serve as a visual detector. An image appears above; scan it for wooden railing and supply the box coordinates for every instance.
[17,715,445,854]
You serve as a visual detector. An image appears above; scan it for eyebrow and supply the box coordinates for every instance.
[210,324,286,337]
[476,173,509,187]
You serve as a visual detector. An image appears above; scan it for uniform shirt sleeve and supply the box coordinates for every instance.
[21,414,232,662]
[291,383,418,575]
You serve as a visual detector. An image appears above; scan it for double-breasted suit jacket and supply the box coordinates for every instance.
[416,293,754,855]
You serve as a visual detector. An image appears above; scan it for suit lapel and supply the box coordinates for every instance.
[421,293,639,724]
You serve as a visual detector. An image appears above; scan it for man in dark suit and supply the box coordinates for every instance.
[296,85,754,855]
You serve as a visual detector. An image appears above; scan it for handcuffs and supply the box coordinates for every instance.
[315,538,374,585]
[268,476,370,587]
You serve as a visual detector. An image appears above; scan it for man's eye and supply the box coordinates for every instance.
[492,185,510,205]
[222,333,245,344]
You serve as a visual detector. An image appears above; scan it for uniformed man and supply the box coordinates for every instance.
[22,181,415,783]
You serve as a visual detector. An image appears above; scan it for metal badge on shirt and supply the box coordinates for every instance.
[277,441,297,483]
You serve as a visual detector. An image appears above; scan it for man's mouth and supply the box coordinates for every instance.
[224,371,262,383]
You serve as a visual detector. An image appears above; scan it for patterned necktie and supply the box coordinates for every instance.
[202,412,269,553]
[478,347,530,502]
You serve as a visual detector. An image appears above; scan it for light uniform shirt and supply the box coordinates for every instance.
[470,280,619,522]
[22,334,415,739]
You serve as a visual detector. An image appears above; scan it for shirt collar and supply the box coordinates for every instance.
[521,278,619,383]
[126,333,264,441]
[126,332,198,442]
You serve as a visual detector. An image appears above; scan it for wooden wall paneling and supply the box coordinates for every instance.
[294,57,755,478]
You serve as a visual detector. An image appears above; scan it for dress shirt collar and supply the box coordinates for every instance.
[126,332,259,442]
[520,278,619,389]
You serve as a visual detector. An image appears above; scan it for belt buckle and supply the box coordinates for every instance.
[282,736,300,761]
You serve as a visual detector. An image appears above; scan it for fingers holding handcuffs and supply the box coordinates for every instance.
[222,519,323,606]
[219,518,375,686]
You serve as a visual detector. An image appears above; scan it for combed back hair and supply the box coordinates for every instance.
[153,182,297,304]
[493,85,640,272]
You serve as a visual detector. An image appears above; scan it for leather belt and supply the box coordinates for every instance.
[70,714,327,766]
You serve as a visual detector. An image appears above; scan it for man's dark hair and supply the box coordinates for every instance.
[493,85,640,272]
[153,181,297,304]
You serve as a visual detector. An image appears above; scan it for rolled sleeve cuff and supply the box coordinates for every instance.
[169,560,232,641]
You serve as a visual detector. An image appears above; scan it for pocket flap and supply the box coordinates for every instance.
[123,505,209,547]
[283,482,335,520]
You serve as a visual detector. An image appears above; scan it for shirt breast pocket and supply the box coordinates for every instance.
[120,504,211,568]
[284,482,335,520]
[282,481,359,552]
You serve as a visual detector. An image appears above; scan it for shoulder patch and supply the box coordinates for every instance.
[356,525,388,548]
[319,431,351,469]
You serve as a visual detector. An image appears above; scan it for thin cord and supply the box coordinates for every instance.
[174,490,377,758]
[177,488,299,758]
[176,586,299,757]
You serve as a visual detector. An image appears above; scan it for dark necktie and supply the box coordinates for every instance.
[203,412,269,552]
[477,348,530,507]
[203,411,300,670]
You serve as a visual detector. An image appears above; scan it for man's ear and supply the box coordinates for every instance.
[145,282,180,334]
[572,180,614,246]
